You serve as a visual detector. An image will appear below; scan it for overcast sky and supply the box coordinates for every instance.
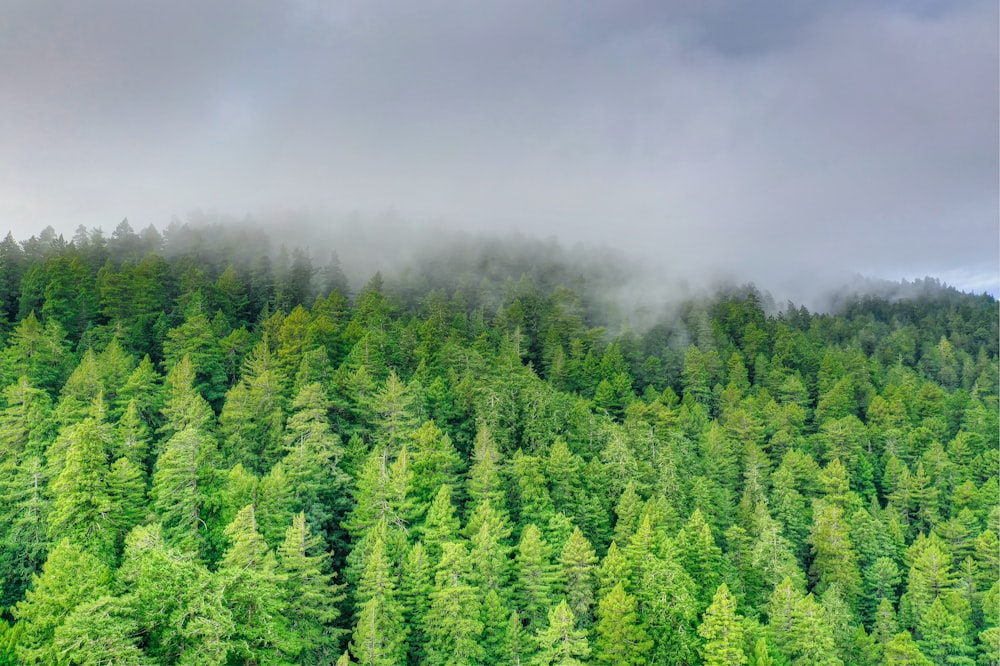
[1,0,996,298]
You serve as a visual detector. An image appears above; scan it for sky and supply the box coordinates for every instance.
[1,0,997,300]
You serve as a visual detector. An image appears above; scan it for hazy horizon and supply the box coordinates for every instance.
[2,1,996,298]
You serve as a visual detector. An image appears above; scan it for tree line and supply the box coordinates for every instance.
[0,221,995,665]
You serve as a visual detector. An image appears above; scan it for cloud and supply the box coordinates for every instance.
[0,0,995,299]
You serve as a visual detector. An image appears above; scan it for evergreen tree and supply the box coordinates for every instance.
[533,600,591,666]
[699,583,748,666]
[217,504,292,664]
[425,542,485,665]
[13,540,111,665]
[47,417,116,560]
[594,583,652,665]
[559,527,598,627]
[349,534,407,666]
[514,524,560,633]
[150,427,218,557]
[278,512,346,664]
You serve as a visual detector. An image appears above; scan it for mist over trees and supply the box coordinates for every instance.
[0,220,995,665]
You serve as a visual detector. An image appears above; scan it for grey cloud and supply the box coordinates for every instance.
[0,0,995,301]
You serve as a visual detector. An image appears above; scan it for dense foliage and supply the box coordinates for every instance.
[0,221,996,665]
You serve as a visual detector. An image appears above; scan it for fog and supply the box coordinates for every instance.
[1,0,996,302]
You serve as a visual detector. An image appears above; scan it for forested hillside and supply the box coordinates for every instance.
[0,221,996,665]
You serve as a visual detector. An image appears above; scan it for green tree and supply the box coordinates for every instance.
[13,539,111,665]
[349,534,407,666]
[46,417,116,560]
[515,523,560,633]
[278,512,346,664]
[217,504,292,664]
[559,527,598,627]
[699,583,748,666]
[533,600,591,665]
[425,542,485,665]
[150,427,218,557]
[594,583,652,665]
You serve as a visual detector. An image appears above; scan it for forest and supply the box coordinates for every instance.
[0,220,995,665]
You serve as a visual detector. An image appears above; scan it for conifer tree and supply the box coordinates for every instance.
[594,583,652,665]
[882,631,933,665]
[677,508,724,605]
[159,355,215,440]
[218,504,292,664]
[425,542,485,665]
[150,427,218,557]
[365,370,422,454]
[0,455,49,604]
[559,526,598,627]
[349,534,407,666]
[917,597,975,665]
[278,512,345,664]
[612,480,643,546]
[400,540,433,664]
[107,457,146,556]
[514,523,559,633]
[533,600,591,666]
[596,541,630,601]
[13,539,111,665]
[467,500,514,595]
[0,376,54,464]
[47,417,116,559]
[408,421,463,517]
[467,424,507,513]
[282,381,351,550]
[479,589,513,666]
[808,499,863,604]
[699,583,748,666]
[421,484,461,564]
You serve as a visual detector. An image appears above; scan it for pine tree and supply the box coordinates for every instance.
[467,424,507,513]
[115,523,233,664]
[917,597,975,665]
[594,583,652,665]
[159,355,215,440]
[559,527,598,627]
[479,589,513,666]
[808,499,862,604]
[408,421,462,516]
[467,500,514,596]
[596,541,631,601]
[349,534,407,666]
[282,381,351,552]
[115,398,152,471]
[365,370,422,454]
[421,484,461,564]
[612,480,643,546]
[107,457,146,556]
[13,539,111,665]
[257,461,295,547]
[699,583,748,666]
[278,512,346,664]
[400,540,433,664]
[425,542,485,665]
[882,631,933,665]
[218,504,292,664]
[46,417,116,559]
[0,455,49,605]
[533,600,591,666]
[150,427,218,557]
[219,340,287,474]
[0,376,54,464]
[514,524,559,633]
[677,508,724,605]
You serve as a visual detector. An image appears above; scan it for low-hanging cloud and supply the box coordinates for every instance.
[0,0,996,302]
